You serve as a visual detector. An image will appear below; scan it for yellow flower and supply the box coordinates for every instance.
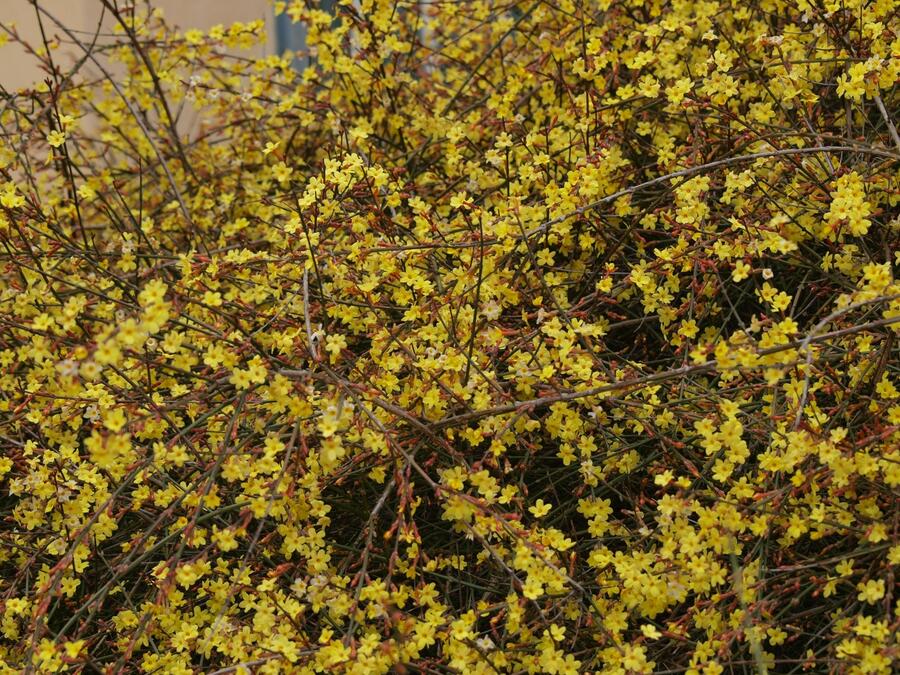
[272,161,294,183]
[46,130,67,148]
[732,260,751,282]
[666,77,693,105]
[641,624,662,639]
[529,499,552,518]
[325,333,347,362]
[856,579,885,604]
[184,28,205,45]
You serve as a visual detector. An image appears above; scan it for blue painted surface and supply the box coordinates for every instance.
[274,11,307,69]
[274,2,336,69]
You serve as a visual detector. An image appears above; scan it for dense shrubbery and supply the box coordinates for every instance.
[0,0,898,672]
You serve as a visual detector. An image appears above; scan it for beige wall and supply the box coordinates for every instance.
[1,0,274,91]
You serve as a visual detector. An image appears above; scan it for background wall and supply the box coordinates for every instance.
[0,0,274,92]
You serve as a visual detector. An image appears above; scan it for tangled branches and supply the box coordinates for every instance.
[0,0,898,673]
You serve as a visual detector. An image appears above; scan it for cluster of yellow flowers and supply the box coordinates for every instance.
[0,0,898,673]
